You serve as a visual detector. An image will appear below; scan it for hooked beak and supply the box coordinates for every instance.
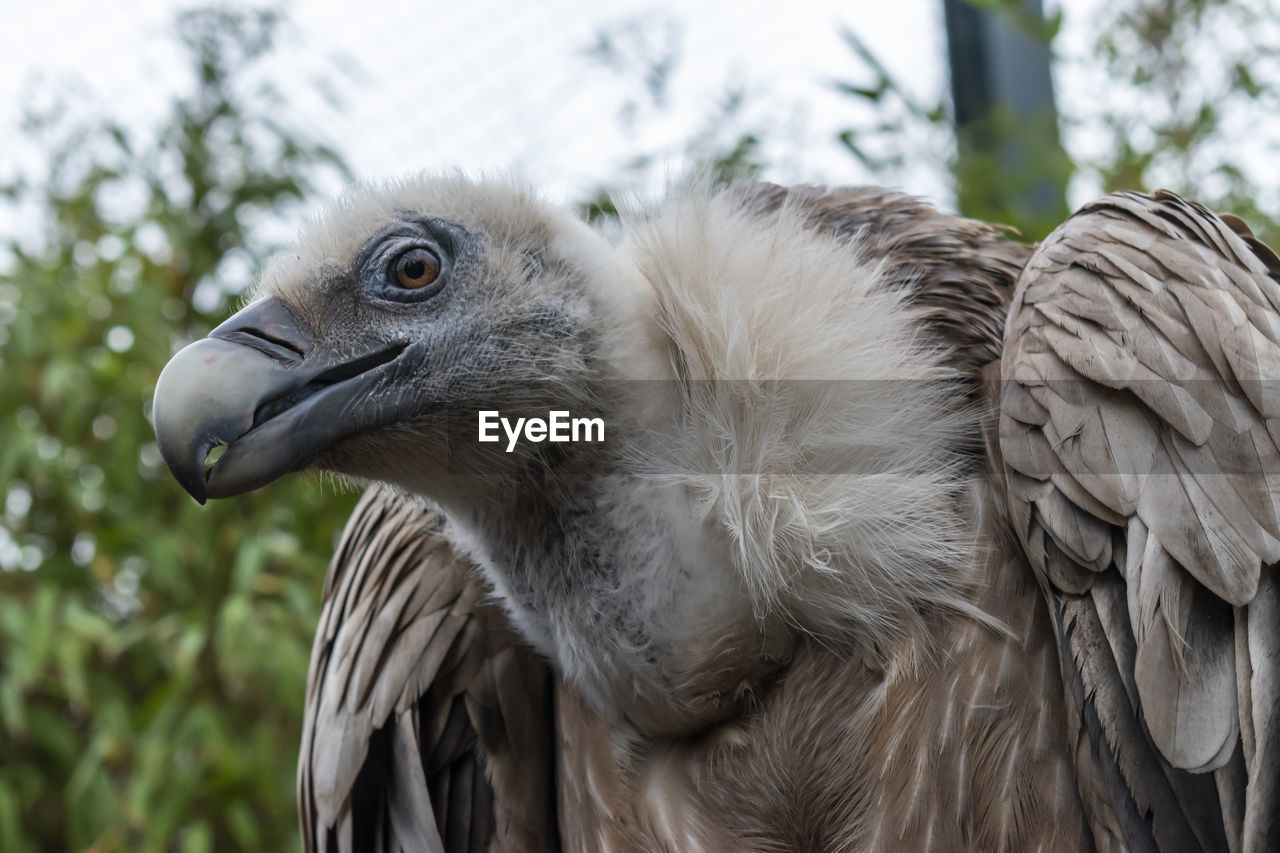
[152,296,406,503]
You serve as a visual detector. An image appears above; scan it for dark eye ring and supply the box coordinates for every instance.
[392,248,441,290]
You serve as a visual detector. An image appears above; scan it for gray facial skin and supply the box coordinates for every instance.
[152,213,595,503]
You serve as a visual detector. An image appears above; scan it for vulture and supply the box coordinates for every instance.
[151,176,1280,852]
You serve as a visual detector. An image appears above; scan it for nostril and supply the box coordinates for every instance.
[246,327,305,358]
[218,327,306,364]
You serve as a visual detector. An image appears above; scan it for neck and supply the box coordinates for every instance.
[427,429,776,735]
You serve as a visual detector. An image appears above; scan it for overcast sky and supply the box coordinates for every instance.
[1,0,1113,226]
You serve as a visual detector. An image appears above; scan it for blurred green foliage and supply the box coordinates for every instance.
[1080,0,1280,246]
[0,8,355,851]
[832,17,1075,240]
[576,13,767,223]
[833,0,1280,243]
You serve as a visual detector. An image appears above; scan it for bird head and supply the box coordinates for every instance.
[152,175,657,504]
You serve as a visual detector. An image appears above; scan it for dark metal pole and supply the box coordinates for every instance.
[943,0,1067,231]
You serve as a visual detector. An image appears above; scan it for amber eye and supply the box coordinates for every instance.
[393,248,441,290]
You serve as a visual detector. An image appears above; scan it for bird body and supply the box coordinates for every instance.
[152,177,1280,851]
[302,479,1085,853]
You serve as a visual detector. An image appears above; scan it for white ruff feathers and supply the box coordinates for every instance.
[623,187,983,647]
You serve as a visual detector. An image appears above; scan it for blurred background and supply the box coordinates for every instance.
[1,0,1277,849]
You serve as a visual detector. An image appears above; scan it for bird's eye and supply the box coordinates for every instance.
[393,249,441,290]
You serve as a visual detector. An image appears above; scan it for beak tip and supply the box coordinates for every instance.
[153,419,210,505]
[185,480,209,506]
[170,455,209,505]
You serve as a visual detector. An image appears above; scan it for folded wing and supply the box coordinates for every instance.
[1000,190,1280,852]
[298,486,558,852]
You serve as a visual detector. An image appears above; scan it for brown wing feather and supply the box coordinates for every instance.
[298,486,558,852]
[1001,190,1280,852]
[730,180,1031,378]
